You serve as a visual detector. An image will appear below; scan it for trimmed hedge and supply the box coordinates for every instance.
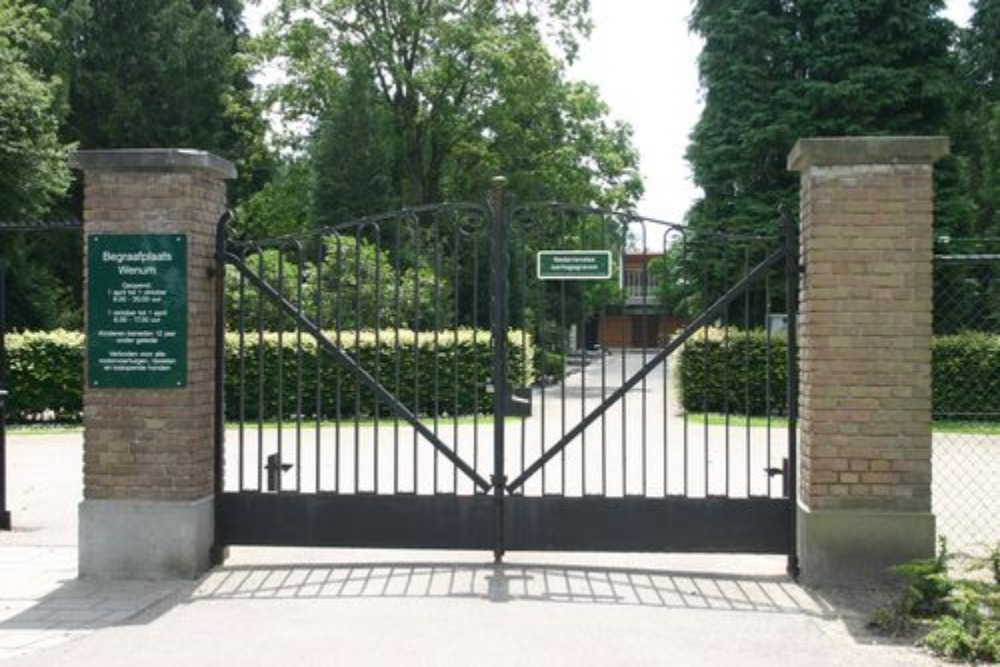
[679,329,788,416]
[223,329,533,421]
[5,330,85,422]
[2,329,532,423]
[932,333,1000,418]
[679,329,1000,420]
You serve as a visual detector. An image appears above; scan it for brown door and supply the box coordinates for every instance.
[631,314,658,348]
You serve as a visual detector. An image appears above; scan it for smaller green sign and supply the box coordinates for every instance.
[537,250,613,280]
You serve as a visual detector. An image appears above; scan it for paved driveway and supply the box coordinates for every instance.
[0,418,949,666]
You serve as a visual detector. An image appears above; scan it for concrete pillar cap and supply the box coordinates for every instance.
[788,136,949,172]
[69,148,237,180]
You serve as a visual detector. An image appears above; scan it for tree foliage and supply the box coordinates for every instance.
[253,0,640,224]
[687,0,954,240]
[61,0,270,199]
[0,0,72,222]
[665,0,959,314]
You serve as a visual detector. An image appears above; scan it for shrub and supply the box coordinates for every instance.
[1,329,532,423]
[678,329,788,415]
[224,328,533,421]
[679,329,1000,420]
[871,539,1000,663]
[932,333,1000,419]
[5,329,84,422]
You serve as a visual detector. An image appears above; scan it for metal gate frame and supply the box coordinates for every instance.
[214,186,799,568]
[0,219,83,532]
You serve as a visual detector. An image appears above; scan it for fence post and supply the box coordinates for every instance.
[788,136,948,586]
[0,262,10,531]
[70,149,235,579]
[489,175,509,563]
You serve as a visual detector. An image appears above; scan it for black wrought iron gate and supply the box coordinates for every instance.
[215,182,799,563]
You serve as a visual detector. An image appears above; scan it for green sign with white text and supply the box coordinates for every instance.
[537,250,613,280]
[87,234,187,388]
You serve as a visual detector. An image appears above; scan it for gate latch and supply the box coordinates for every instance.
[265,454,293,492]
[764,467,784,478]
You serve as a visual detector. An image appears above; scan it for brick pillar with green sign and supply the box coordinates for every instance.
[70,149,235,579]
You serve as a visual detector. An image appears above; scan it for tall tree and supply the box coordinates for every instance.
[0,0,71,222]
[671,0,956,316]
[0,1,78,330]
[256,0,637,211]
[62,0,269,199]
[687,0,953,240]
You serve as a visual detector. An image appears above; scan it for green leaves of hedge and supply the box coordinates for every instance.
[678,329,788,416]
[680,329,1000,421]
[932,333,1000,419]
[5,329,84,422]
[223,329,533,421]
[3,329,532,423]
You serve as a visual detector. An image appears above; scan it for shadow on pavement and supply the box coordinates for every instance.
[192,559,839,616]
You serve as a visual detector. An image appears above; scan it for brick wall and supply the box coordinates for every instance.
[80,169,226,501]
[796,156,938,512]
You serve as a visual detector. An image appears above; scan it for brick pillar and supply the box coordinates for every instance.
[788,137,948,586]
[70,149,235,579]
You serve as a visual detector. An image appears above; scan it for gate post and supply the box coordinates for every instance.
[70,149,235,579]
[789,136,948,586]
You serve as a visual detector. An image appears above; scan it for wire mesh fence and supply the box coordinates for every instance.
[932,238,1000,563]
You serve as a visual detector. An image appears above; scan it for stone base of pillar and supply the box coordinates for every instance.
[79,496,213,580]
[797,500,936,587]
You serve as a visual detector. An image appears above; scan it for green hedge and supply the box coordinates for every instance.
[2,329,532,423]
[223,329,533,421]
[679,329,1000,420]
[679,330,788,416]
[5,330,85,422]
[932,333,1000,418]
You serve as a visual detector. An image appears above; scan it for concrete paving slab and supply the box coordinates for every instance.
[0,420,958,666]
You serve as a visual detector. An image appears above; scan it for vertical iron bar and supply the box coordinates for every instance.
[489,176,509,562]
[256,250,265,492]
[394,222,402,494]
[744,247,751,497]
[640,223,648,497]
[701,241,710,497]
[295,242,304,493]
[238,250,246,491]
[537,214,546,494]
[580,272,587,496]
[453,216,461,493]
[315,239,323,493]
[472,228,480,484]
[413,221,421,493]
[519,219,528,482]
[354,230,362,493]
[335,237,343,493]
[620,247,627,496]
[0,262,11,531]
[600,223,608,496]
[784,210,800,577]
[212,211,230,562]
[559,215,567,495]
[373,226,382,494]
[765,269,773,491]
[722,245,730,498]
[433,219,441,493]
[276,251,285,492]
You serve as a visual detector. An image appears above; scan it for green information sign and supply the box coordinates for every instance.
[87,234,187,388]
[537,250,613,280]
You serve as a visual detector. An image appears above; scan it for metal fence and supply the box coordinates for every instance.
[932,239,1000,562]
